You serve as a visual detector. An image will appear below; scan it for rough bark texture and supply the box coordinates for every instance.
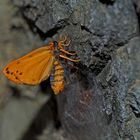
[0,0,140,140]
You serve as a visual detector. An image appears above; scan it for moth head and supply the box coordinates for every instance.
[53,41,58,50]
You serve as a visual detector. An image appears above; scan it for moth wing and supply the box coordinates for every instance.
[3,46,55,85]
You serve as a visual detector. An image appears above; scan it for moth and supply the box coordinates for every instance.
[3,37,80,95]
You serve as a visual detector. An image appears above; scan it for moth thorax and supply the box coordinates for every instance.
[53,41,60,58]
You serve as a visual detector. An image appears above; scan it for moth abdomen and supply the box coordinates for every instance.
[50,60,64,95]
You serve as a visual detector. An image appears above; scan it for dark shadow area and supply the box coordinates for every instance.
[9,85,22,98]
[130,105,140,118]
[40,79,52,94]
[99,0,115,5]
[20,94,61,140]
[133,3,140,34]
[39,20,69,39]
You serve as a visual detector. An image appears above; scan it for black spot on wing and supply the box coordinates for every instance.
[19,72,23,75]
[16,61,20,64]
[6,71,10,74]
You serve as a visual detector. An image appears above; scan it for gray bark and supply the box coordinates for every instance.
[0,0,140,140]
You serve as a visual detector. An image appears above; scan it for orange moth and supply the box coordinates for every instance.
[3,37,80,95]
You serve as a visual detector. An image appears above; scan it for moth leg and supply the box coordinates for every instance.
[60,48,76,55]
[59,37,70,48]
[64,40,70,47]
[49,42,55,46]
[59,36,67,43]
[59,40,71,47]
[59,54,80,62]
